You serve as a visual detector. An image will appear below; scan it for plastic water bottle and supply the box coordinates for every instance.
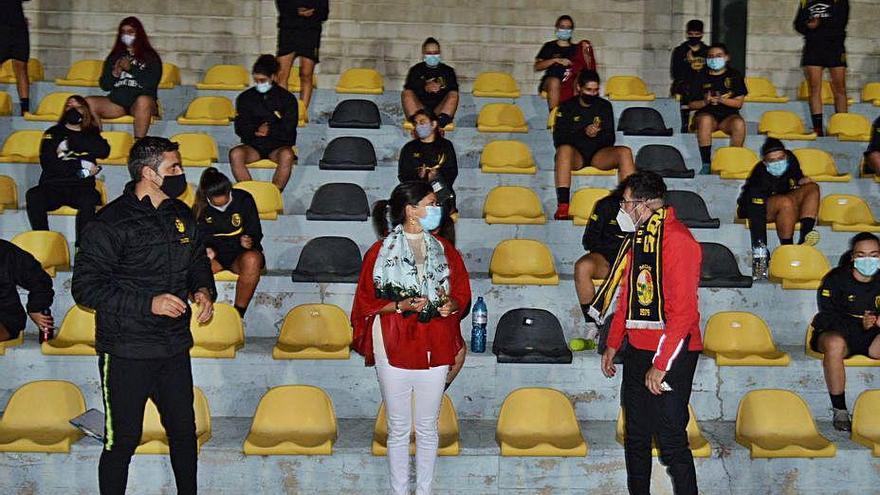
[752,241,769,281]
[38,309,54,343]
[471,297,487,353]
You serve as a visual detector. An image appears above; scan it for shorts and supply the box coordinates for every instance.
[0,26,29,64]
[590,250,616,266]
[691,109,741,128]
[108,91,157,114]
[244,142,293,160]
[810,320,880,357]
[571,141,605,167]
[801,40,847,68]
[277,27,322,62]
[215,248,264,271]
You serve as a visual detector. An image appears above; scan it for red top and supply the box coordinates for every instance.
[607,208,703,371]
[351,235,471,369]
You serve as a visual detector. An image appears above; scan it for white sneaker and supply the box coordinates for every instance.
[832,408,851,432]
[583,321,600,341]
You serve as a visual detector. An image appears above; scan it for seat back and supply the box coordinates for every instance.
[479,141,535,173]
[827,113,871,138]
[852,390,880,442]
[819,194,876,226]
[200,64,249,87]
[635,144,693,178]
[0,175,18,209]
[665,191,719,228]
[861,82,880,103]
[700,242,751,287]
[184,96,235,121]
[306,183,370,221]
[570,188,611,226]
[477,103,527,131]
[278,304,352,352]
[497,388,579,439]
[233,181,283,219]
[0,58,43,82]
[745,77,781,98]
[617,107,671,136]
[0,91,10,115]
[251,385,337,437]
[483,186,545,224]
[328,99,381,129]
[59,60,103,85]
[798,79,835,103]
[98,131,134,164]
[171,133,219,165]
[190,303,243,349]
[291,236,363,283]
[473,72,520,97]
[10,231,70,275]
[792,148,840,177]
[759,110,807,135]
[605,76,651,98]
[490,239,557,282]
[704,311,777,354]
[1,380,85,429]
[1,130,45,162]
[336,68,384,94]
[492,308,572,363]
[55,305,97,346]
[711,147,758,175]
[736,389,820,440]
[769,245,830,283]
[287,67,318,92]
[319,137,377,170]
[140,387,210,445]
[374,394,458,450]
[159,62,181,88]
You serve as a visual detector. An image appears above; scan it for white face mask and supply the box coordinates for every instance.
[120,34,136,47]
[616,207,638,233]
[211,195,232,212]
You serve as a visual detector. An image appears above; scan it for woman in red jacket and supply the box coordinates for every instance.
[352,181,471,495]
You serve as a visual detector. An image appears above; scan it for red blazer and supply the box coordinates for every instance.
[559,40,597,103]
[607,208,703,371]
[351,235,471,369]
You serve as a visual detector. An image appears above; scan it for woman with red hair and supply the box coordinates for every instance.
[86,17,162,138]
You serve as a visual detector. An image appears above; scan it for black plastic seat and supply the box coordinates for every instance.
[635,144,695,178]
[699,242,753,288]
[666,191,720,228]
[291,236,362,283]
[306,183,370,221]
[328,99,381,129]
[492,308,572,364]
[617,107,673,136]
[319,137,377,171]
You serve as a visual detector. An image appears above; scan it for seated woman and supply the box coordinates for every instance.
[401,37,459,128]
[0,239,54,342]
[864,116,880,175]
[552,70,635,220]
[194,168,264,318]
[86,17,162,139]
[737,138,820,275]
[398,109,458,215]
[230,54,298,191]
[26,95,109,245]
[534,15,596,110]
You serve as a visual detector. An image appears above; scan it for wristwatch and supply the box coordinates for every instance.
[395,301,402,314]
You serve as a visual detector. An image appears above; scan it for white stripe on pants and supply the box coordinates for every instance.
[376,361,449,495]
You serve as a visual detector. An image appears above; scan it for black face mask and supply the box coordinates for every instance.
[63,108,83,126]
[687,36,703,46]
[580,94,597,105]
[159,173,187,198]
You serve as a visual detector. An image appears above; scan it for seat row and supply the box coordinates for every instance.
[2,379,879,459]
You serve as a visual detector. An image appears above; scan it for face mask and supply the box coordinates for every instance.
[419,205,442,231]
[854,257,880,277]
[63,108,83,125]
[158,173,187,198]
[687,36,702,46]
[580,94,597,105]
[556,29,572,41]
[707,57,726,71]
[211,195,232,212]
[766,159,788,177]
[415,123,433,139]
[120,34,136,47]
[616,207,638,233]
[255,81,272,94]
[424,54,441,67]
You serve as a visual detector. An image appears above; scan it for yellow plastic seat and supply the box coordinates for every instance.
[0,332,24,355]
[571,165,618,177]
[735,389,836,458]
[0,380,85,453]
[703,312,790,366]
[744,77,788,103]
[49,180,107,216]
[804,325,880,366]
[479,141,536,174]
[41,305,96,356]
[177,96,235,126]
[827,113,871,142]
[797,79,853,105]
[0,130,43,163]
[136,387,211,454]
[102,101,162,124]
[195,64,249,90]
[273,304,352,360]
[472,72,520,98]
[792,148,851,182]
[0,175,18,212]
[0,58,43,83]
[570,188,611,226]
[158,62,181,89]
[287,67,317,92]
[768,245,829,290]
[483,186,546,224]
[97,131,134,165]
[711,146,758,179]
[178,183,196,208]
[372,394,459,456]
[547,106,557,130]
[852,390,880,456]
[243,385,337,455]
[10,231,70,277]
[213,270,239,282]
[233,181,283,220]
[496,387,587,457]
[23,91,76,122]
[335,68,384,94]
[298,99,308,127]
[477,103,528,133]
[189,303,243,358]
[55,60,103,87]
[171,133,218,166]
[0,91,10,116]
[758,110,817,140]
[818,194,880,232]
[490,239,558,285]
[861,82,880,104]
[616,405,711,457]
[605,76,655,101]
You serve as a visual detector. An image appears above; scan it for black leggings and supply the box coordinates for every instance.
[98,351,197,495]
[26,182,100,245]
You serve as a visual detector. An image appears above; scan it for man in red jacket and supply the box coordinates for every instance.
[598,171,702,495]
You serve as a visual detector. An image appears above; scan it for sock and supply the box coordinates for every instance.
[19,98,29,114]
[811,113,823,133]
[780,237,793,245]
[679,109,690,132]
[235,305,247,318]
[830,393,846,410]
[556,187,570,205]
[580,304,595,324]
[798,217,816,244]
[699,145,712,166]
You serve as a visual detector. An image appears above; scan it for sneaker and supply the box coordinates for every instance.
[699,163,712,175]
[802,229,821,247]
[832,408,852,432]
[583,321,600,341]
[553,203,571,220]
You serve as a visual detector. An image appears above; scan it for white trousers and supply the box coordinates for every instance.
[375,361,449,495]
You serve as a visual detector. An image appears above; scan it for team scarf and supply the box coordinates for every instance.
[372,224,451,322]
[588,208,667,330]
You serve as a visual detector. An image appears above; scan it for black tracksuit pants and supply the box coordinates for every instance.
[26,182,100,244]
[622,344,699,495]
[98,351,197,495]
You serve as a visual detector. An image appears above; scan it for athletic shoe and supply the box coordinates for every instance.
[832,408,852,432]
[554,203,571,220]
[700,163,712,175]
[803,230,821,247]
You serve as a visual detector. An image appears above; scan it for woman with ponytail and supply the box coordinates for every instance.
[353,181,471,495]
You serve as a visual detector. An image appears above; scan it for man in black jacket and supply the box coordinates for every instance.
[72,136,216,495]
[0,238,54,342]
[230,54,298,191]
[669,19,708,133]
